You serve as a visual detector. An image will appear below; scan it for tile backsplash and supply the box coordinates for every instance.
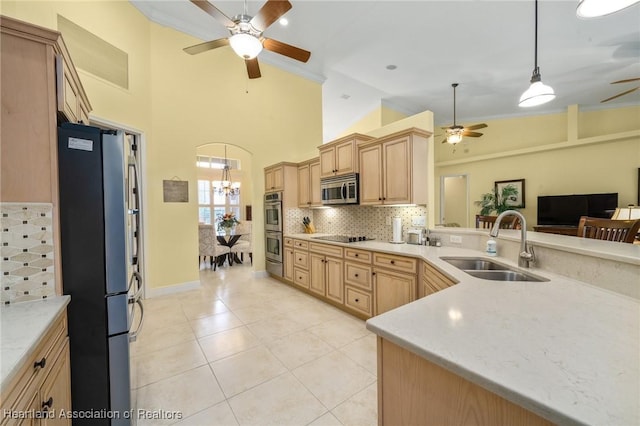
[1,203,56,304]
[285,205,428,242]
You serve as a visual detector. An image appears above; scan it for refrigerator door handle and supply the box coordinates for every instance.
[128,271,143,297]
[128,297,144,342]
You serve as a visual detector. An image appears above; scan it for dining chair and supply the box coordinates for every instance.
[232,221,253,265]
[199,224,231,270]
[475,215,521,230]
[576,216,640,243]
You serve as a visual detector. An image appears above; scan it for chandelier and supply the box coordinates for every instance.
[213,145,240,196]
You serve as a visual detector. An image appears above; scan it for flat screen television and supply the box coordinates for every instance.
[537,193,618,226]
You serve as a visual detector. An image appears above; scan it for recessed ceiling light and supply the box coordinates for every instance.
[279,17,289,26]
[386,65,397,70]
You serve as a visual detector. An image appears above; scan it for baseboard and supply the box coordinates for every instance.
[253,270,268,278]
[145,280,200,298]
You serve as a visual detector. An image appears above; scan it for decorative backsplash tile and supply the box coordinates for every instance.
[285,205,428,242]
[1,203,56,304]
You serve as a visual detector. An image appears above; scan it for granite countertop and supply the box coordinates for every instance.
[286,232,640,425]
[0,296,70,391]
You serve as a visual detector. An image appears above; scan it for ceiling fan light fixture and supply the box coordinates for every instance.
[576,0,640,18]
[445,128,464,145]
[519,68,556,107]
[229,33,263,59]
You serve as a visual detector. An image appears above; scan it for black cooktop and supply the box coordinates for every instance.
[312,235,374,243]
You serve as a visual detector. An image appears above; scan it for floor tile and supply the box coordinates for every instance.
[181,298,229,320]
[331,383,377,426]
[292,350,376,410]
[189,310,244,338]
[246,313,308,343]
[308,412,344,426]
[267,330,333,370]
[198,326,261,363]
[227,373,327,425]
[172,400,239,426]
[339,334,378,376]
[130,321,196,357]
[133,340,207,388]
[210,345,287,397]
[307,316,370,349]
[136,365,225,426]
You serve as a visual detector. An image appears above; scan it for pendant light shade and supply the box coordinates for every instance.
[577,0,640,18]
[519,0,555,108]
[229,33,263,59]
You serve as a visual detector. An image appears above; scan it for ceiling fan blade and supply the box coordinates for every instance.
[441,139,448,144]
[465,123,487,131]
[183,38,229,55]
[611,77,640,84]
[263,38,310,63]
[190,0,235,28]
[250,0,292,32]
[462,131,483,137]
[246,58,261,79]
[600,87,639,103]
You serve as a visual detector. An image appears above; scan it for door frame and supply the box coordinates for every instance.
[439,174,469,227]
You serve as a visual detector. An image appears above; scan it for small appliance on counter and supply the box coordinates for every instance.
[407,228,426,245]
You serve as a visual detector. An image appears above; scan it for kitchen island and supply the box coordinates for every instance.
[284,231,639,425]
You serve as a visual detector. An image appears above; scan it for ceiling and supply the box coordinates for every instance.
[130,0,640,141]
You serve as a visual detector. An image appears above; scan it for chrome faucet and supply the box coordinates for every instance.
[489,210,535,268]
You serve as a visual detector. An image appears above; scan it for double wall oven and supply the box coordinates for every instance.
[264,192,283,276]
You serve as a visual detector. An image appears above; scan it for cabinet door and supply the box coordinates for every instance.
[56,55,79,124]
[309,161,322,206]
[273,167,284,191]
[265,168,275,191]
[309,253,326,296]
[297,164,311,207]
[284,247,294,282]
[383,137,411,204]
[40,341,71,426]
[359,144,383,205]
[375,268,416,315]
[334,139,356,175]
[319,146,336,177]
[325,257,344,303]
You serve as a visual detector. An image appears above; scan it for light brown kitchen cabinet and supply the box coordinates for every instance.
[55,54,91,125]
[284,247,294,282]
[1,311,71,426]
[309,243,344,303]
[374,267,417,315]
[318,133,374,178]
[343,247,374,318]
[264,165,284,192]
[419,260,458,298]
[1,16,92,290]
[264,162,299,211]
[358,128,431,205]
[297,158,321,207]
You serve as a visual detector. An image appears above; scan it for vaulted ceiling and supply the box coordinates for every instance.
[131,0,640,141]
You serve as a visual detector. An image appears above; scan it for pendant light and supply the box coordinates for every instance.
[213,145,240,197]
[519,0,555,108]
[577,0,640,18]
[446,83,464,145]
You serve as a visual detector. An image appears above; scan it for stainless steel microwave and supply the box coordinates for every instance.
[321,173,359,205]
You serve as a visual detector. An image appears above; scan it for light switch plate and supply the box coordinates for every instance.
[450,235,462,244]
[411,216,426,227]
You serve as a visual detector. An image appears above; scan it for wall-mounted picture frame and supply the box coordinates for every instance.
[495,178,525,208]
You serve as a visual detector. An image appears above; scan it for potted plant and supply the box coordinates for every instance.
[217,212,240,234]
[475,184,520,215]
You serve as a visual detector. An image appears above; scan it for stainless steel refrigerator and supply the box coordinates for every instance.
[58,123,144,425]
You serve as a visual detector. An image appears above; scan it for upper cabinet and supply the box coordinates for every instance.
[56,54,91,124]
[298,158,321,208]
[318,133,374,178]
[264,162,298,207]
[265,164,285,192]
[359,128,431,206]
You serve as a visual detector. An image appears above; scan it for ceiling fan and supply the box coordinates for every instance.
[600,78,640,103]
[183,0,311,79]
[441,83,488,145]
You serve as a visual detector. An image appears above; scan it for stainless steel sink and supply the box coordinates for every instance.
[440,257,549,282]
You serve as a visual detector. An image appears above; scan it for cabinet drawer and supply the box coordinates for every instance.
[293,250,309,269]
[284,237,294,247]
[344,261,373,291]
[344,248,372,264]
[293,268,310,289]
[292,239,309,250]
[345,286,372,317]
[373,253,417,274]
[309,242,343,258]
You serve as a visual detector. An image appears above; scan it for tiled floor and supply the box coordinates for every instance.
[131,262,378,426]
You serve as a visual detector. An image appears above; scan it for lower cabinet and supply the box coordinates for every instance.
[284,247,294,282]
[1,311,71,426]
[309,243,344,304]
[420,260,458,298]
[374,268,417,315]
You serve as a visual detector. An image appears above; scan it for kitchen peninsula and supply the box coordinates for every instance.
[280,230,639,425]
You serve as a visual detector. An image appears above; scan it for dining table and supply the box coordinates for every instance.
[216,233,244,266]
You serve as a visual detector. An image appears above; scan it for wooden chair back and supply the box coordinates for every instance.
[475,215,520,230]
[576,216,640,243]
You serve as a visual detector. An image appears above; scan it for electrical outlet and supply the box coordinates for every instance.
[386,216,391,226]
[411,216,426,227]
[450,235,462,244]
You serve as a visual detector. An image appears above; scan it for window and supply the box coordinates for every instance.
[196,155,240,170]
[198,179,241,225]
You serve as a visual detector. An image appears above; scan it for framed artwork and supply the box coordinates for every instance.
[495,178,525,208]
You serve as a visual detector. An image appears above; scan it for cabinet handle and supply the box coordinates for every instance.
[34,357,46,369]
[354,253,359,257]
[298,258,302,261]
[355,298,360,302]
[378,197,382,201]
[390,260,395,265]
[354,273,359,277]
[42,397,53,408]
[372,272,376,276]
